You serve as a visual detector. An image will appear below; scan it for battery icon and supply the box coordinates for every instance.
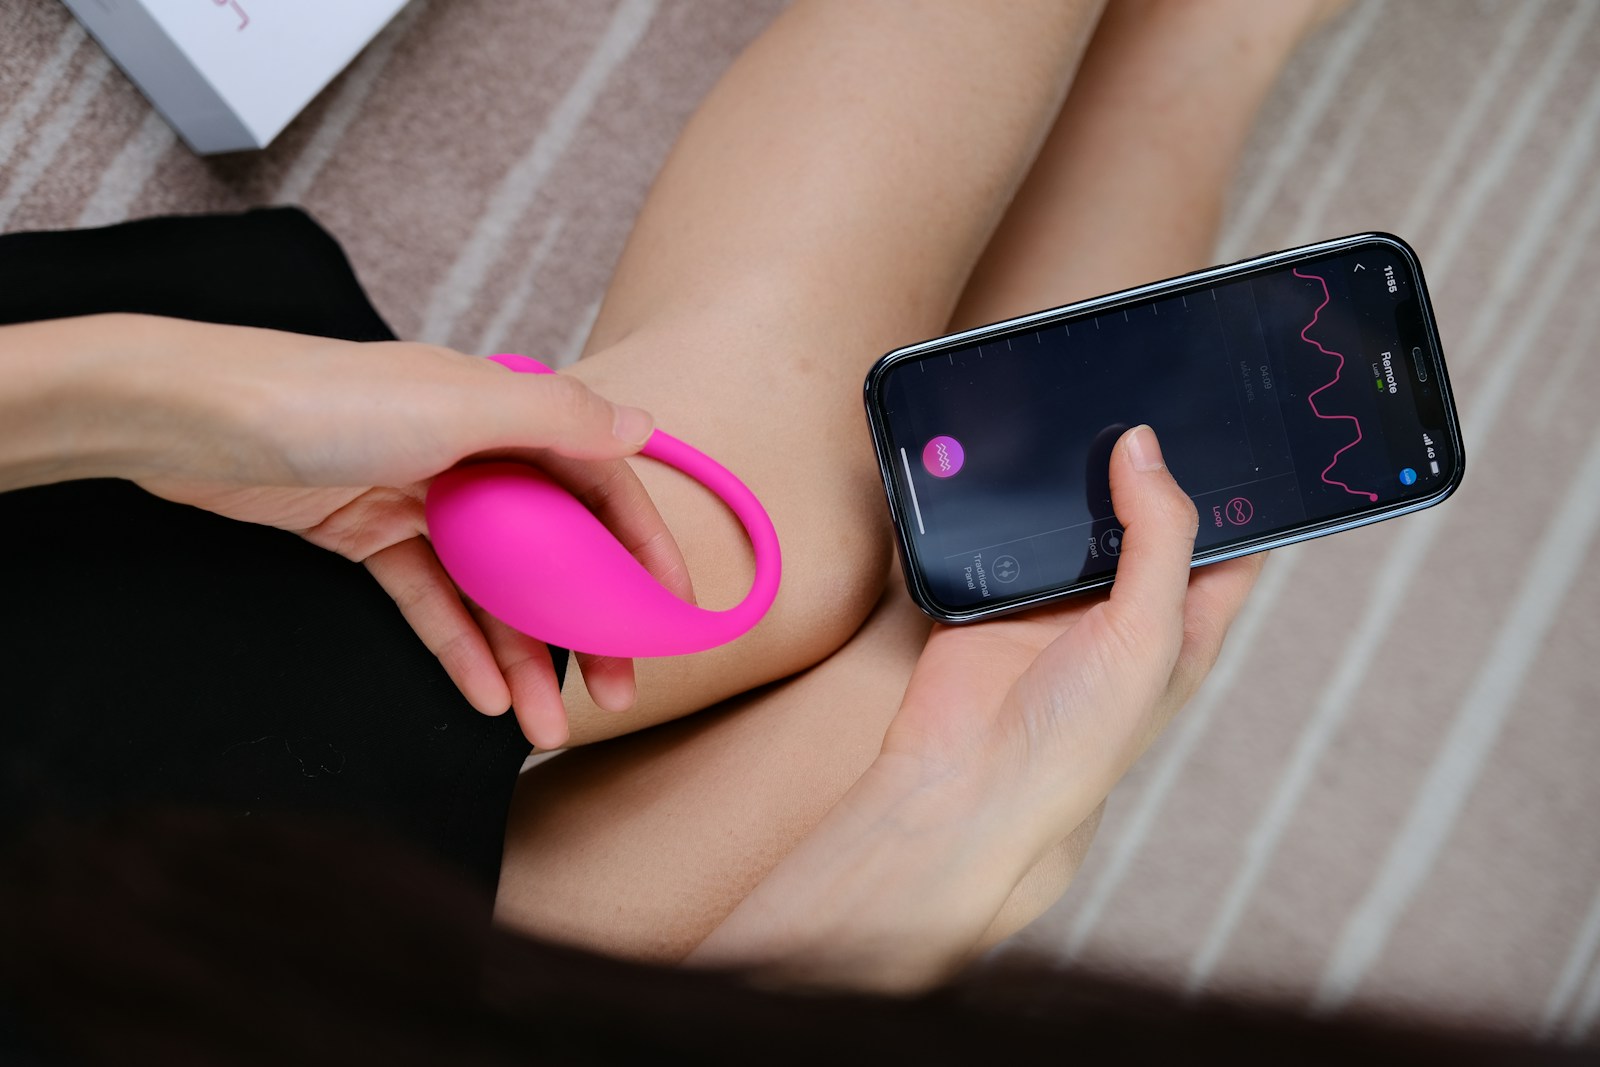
[1429,460,1440,475]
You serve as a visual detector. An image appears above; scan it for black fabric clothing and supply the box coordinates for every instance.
[0,208,553,897]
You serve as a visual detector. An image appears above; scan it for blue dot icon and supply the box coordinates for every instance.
[1399,467,1417,486]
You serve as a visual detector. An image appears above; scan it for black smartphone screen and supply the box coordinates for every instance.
[866,234,1464,621]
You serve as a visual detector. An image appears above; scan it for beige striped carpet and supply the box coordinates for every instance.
[3,0,1598,1042]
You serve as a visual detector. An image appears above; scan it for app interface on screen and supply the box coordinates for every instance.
[877,246,1446,612]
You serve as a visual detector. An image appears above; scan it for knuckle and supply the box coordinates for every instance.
[431,625,480,667]
[1164,488,1200,537]
[380,563,432,616]
[541,374,601,426]
[1135,486,1199,549]
[1098,603,1156,662]
[573,460,631,513]
[500,645,548,683]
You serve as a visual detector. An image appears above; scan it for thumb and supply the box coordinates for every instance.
[489,368,657,460]
[1103,425,1199,631]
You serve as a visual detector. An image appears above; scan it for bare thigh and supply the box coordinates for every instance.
[502,0,1333,955]
[499,568,1102,959]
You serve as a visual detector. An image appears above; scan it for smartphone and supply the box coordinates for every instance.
[864,233,1464,623]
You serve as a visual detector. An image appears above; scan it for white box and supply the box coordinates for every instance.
[62,0,409,154]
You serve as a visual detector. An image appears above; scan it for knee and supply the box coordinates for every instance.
[771,488,895,669]
[979,803,1106,947]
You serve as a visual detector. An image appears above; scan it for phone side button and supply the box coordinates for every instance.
[1410,345,1430,382]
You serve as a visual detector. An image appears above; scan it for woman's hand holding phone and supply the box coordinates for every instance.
[693,426,1262,990]
[880,425,1262,849]
[866,236,1461,623]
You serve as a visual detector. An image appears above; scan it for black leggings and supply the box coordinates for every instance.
[0,209,547,895]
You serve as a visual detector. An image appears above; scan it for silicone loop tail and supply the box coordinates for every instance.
[637,429,782,642]
[491,353,780,649]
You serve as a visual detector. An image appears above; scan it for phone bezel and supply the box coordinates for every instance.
[863,232,1466,624]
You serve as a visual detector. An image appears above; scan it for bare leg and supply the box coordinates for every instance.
[500,0,1332,957]
[951,0,1334,326]
[554,1,1104,745]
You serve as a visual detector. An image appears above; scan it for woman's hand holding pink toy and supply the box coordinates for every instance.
[2,313,691,746]
[426,353,782,670]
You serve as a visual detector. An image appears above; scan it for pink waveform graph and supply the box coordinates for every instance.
[1292,268,1379,502]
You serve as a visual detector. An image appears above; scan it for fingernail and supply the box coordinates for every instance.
[1126,425,1165,471]
[612,404,654,448]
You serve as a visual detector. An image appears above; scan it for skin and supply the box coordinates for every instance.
[690,425,1256,991]
[0,0,1345,992]
[496,0,1330,972]
[0,313,691,747]
[550,0,1108,745]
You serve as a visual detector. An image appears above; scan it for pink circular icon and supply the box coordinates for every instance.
[1226,496,1254,525]
[922,435,965,478]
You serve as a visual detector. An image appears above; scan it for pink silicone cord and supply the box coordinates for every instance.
[490,353,781,647]
[638,429,782,640]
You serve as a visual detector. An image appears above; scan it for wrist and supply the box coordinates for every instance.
[0,314,224,491]
[692,752,1049,992]
[0,314,127,490]
[875,695,1102,874]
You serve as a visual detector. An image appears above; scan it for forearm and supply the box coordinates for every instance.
[0,314,218,492]
[685,425,1223,990]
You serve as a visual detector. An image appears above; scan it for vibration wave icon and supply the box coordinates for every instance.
[922,435,965,478]
[1292,268,1379,502]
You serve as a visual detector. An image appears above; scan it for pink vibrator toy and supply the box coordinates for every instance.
[424,354,781,658]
